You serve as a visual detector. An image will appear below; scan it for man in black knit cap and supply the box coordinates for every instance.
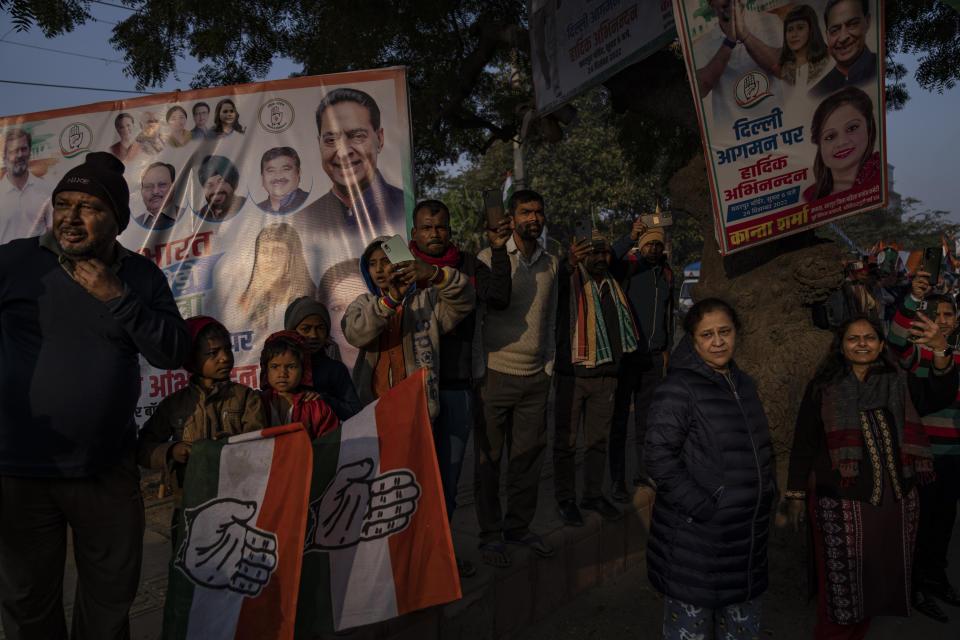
[0,152,190,639]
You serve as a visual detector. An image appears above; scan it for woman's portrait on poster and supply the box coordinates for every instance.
[803,86,880,202]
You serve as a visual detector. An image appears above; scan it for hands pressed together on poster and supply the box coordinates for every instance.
[304,458,420,550]
[176,498,279,597]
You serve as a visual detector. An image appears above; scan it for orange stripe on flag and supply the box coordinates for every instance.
[235,426,313,640]
[378,369,461,615]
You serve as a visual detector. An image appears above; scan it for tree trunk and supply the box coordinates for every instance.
[669,154,844,489]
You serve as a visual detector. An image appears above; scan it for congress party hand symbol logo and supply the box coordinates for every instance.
[304,458,421,551]
[176,498,278,596]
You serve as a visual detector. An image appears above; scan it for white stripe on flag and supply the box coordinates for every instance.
[329,399,399,630]
[185,437,276,640]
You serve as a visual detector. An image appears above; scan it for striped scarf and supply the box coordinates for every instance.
[821,369,934,487]
[570,263,639,367]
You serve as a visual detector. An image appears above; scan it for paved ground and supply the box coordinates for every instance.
[523,512,960,640]
[6,414,960,639]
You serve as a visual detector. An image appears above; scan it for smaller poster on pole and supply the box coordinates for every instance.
[530,0,676,115]
[672,0,888,255]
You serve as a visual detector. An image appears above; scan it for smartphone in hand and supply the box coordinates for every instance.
[484,190,506,229]
[573,219,592,243]
[640,211,673,228]
[920,247,942,286]
[381,234,416,265]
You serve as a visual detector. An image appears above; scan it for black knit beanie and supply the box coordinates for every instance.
[284,296,331,333]
[53,152,131,232]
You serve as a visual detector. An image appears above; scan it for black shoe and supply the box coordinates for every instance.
[632,472,656,489]
[556,499,584,526]
[928,581,960,607]
[580,496,623,521]
[913,591,950,623]
[611,480,630,503]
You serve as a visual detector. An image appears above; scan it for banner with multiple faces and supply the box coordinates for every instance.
[0,68,414,420]
[672,0,887,254]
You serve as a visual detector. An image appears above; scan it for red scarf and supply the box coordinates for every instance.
[409,241,461,288]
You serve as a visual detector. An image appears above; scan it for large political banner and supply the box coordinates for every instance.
[530,0,676,115]
[0,68,413,421]
[673,0,887,254]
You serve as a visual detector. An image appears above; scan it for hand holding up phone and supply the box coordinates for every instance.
[912,269,932,300]
[485,217,512,249]
[568,237,593,267]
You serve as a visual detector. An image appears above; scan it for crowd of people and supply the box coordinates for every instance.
[0,150,958,640]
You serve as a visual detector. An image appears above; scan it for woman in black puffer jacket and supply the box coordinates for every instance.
[645,298,775,639]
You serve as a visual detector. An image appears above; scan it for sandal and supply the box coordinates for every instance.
[478,542,512,568]
[457,557,477,577]
[503,532,555,558]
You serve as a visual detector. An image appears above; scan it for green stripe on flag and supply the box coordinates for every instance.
[294,428,343,637]
[162,438,226,640]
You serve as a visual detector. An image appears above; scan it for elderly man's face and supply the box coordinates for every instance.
[825,0,869,69]
[319,101,384,194]
[585,247,611,278]
[4,135,30,178]
[116,116,135,143]
[262,155,300,200]
[203,174,235,214]
[53,191,118,259]
[641,240,665,264]
[141,165,173,215]
[141,112,161,137]
[193,105,209,129]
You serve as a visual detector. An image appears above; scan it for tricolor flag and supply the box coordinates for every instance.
[295,369,461,634]
[162,423,313,640]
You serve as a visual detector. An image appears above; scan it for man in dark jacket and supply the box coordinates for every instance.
[408,199,511,576]
[554,234,640,525]
[0,152,190,639]
[609,218,673,500]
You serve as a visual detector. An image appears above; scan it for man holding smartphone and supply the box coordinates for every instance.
[407,199,512,577]
[608,217,673,501]
[474,189,559,567]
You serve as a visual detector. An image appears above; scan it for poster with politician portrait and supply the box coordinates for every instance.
[0,68,414,422]
[673,0,887,254]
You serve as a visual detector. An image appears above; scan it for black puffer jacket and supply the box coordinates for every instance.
[644,337,775,607]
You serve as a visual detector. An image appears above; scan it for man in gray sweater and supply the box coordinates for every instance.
[473,189,559,567]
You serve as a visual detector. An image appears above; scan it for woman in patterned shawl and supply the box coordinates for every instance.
[786,315,954,639]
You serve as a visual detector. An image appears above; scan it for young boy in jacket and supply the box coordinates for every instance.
[342,236,475,420]
[136,316,265,545]
[260,330,339,438]
[284,296,363,420]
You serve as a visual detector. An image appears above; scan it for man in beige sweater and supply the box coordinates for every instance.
[473,189,559,567]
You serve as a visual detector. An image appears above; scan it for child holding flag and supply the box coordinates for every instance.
[137,316,265,544]
[259,330,339,438]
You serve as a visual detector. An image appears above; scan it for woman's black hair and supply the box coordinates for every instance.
[777,4,828,72]
[187,321,231,373]
[811,314,897,392]
[683,298,741,336]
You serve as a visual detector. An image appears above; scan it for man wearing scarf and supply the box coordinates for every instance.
[555,234,640,526]
[409,199,512,577]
